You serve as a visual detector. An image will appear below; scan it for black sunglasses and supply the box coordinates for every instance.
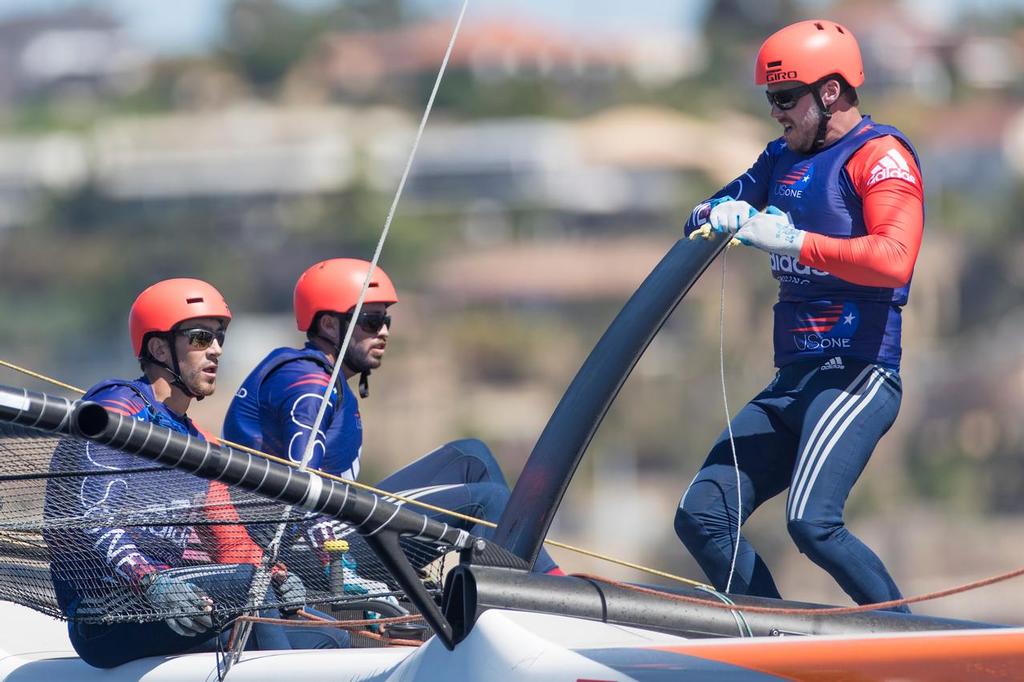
[175,328,226,350]
[346,311,392,334]
[765,83,812,110]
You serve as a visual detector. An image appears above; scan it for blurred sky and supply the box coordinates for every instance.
[0,0,706,54]
[1,0,1020,55]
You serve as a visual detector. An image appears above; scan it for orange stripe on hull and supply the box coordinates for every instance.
[654,629,1024,681]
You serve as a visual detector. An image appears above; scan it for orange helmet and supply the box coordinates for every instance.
[294,259,399,332]
[129,278,232,357]
[755,20,864,88]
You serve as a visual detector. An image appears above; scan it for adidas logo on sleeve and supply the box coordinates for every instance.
[867,148,917,187]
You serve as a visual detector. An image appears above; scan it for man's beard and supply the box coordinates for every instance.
[785,107,821,153]
[183,368,216,397]
[343,348,378,374]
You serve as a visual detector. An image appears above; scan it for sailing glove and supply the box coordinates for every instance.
[688,195,756,240]
[272,563,306,614]
[708,197,758,234]
[142,570,214,637]
[734,205,805,258]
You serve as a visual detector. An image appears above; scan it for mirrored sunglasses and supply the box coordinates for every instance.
[176,328,226,350]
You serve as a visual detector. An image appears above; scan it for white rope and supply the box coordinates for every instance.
[301,0,470,467]
[225,2,471,673]
[717,252,742,593]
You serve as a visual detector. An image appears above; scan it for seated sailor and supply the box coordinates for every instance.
[223,259,564,595]
[42,278,348,668]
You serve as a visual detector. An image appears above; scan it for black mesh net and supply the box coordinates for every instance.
[0,422,448,634]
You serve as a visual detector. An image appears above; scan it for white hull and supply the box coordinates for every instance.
[0,601,693,681]
[5,601,1022,681]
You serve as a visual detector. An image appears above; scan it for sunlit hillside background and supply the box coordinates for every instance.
[2,0,1023,623]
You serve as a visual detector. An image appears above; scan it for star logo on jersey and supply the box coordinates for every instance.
[790,301,860,353]
[778,161,814,187]
[867,148,917,187]
[774,161,814,199]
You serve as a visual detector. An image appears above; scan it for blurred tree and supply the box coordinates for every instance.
[220,0,321,92]
[696,0,805,114]
[219,0,415,95]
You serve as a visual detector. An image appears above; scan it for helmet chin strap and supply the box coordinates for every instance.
[149,336,201,401]
[808,83,833,152]
[341,341,373,399]
[343,359,372,399]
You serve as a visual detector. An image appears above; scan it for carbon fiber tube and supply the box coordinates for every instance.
[494,235,729,567]
[0,385,76,435]
[443,565,1003,644]
[71,400,473,551]
[0,384,474,550]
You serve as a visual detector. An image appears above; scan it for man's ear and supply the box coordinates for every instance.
[319,313,339,340]
[147,335,171,364]
[821,78,842,107]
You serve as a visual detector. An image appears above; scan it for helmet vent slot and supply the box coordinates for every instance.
[814,22,824,30]
[186,297,204,304]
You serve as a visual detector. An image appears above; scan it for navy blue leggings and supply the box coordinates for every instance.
[674,358,907,612]
[376,438,559,573]
[280,438,559,590]
[69,564,348,668]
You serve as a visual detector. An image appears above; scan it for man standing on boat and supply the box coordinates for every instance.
[676,20,922,611]
[223,258,562,593]
[43,279,347,668]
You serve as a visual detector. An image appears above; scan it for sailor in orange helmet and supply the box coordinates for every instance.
[225,259,563,600]
[679,21,924,612]
[43,279,347,668]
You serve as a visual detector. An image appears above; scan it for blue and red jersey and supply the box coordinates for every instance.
[223,343,363,479]
[43,378,262,614]
[685,115,924,370]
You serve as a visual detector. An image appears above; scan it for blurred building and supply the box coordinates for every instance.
[0,7,149,106]
[92,106,359,200]
[0,102,767,236]
[367,106,766,226]
[311,18,700,97]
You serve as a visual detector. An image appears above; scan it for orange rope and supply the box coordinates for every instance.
[573,564,1024,615]
[235,612,423,628]
[227,610,426,647]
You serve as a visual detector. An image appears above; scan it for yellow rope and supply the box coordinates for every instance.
[0,359,712,589]
[0,360,85,394]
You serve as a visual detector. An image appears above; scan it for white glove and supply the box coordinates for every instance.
[342,564,400,608]
[143,571,214,637]
[708,198,758,234]
[734,206,805,257]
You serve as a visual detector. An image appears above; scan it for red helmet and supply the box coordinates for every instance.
[129,278,232,357]
[294,259,399,332]
[755,19,864,88]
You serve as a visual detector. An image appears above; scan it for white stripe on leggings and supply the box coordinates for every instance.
[788,366,886,521]
[787,365,874,517]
